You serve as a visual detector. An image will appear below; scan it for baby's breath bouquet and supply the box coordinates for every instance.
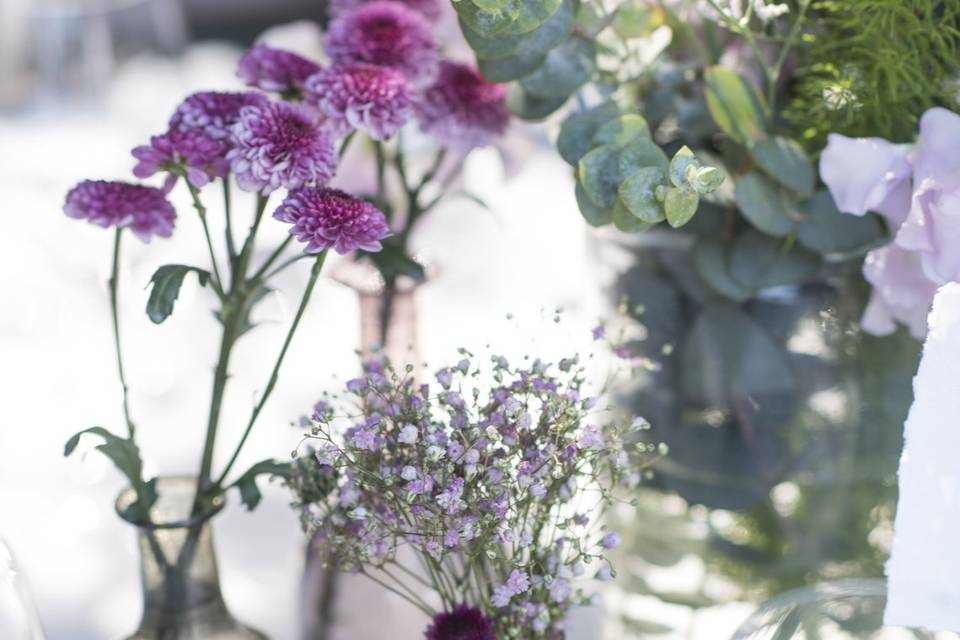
[289,343,655,639]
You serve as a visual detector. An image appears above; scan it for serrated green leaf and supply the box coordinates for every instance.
[557,101,621,165]
[505,84,569,120]
[668,145,699,187]
[664,187,699,227]
[575,182,613,227]
[578,144,621,208]
[613,200,654,232]
[145,264,211,324]
[750,135,815,197]
[704,66,768,146]
[592,113,650,148]
[619,166,666,223]
[795,190,887,256]
[231,459,295,511]
[735,172,796,237]
[519,38,595,99]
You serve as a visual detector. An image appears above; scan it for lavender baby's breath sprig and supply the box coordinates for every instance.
[290,344,657,638]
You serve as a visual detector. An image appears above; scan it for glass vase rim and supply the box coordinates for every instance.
[115,474,226,530]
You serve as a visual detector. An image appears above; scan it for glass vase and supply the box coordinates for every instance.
[116,476,267,640]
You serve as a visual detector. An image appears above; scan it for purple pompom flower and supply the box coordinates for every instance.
[303,63,414,140]
[236,44,323,95]
[132,129,230,188]
[424,605,496,640]
[64,180,176,242]
[416,61,509,151]
[330,0,444,21]
[169,91,269,140]
[227,101,337,194]
[326,1,437,83]
[274,187,390,254]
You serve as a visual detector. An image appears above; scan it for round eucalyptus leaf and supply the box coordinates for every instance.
[578,144,621,208]
[618,137,669,180]
[735,172,796,237]
[693,239,752,301]
[704,66,768,146]
[459,0,573,60]
[478,50,548,82]
[613,199,654,232]
[575,181,613,227]
[504,0,563,33]
[668,145,699,188]
[471,0,513,9]
[592,113,650,148]
[520,38,596,99]
[664,187,699,228]
[455,0,520,36]
[619,167,667,223]
[556,101,621,166]
[728,231,821,290]
[795,190,887,256]
[506,84,569,120]
[750,136,815,197]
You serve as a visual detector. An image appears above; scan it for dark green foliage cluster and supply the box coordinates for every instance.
[787,0,960,145]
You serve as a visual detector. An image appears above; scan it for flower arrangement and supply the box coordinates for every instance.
[62,0,509,525]
[289,344,655,638]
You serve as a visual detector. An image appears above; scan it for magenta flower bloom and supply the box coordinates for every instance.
[303,63,414,140]
[416,61,509,151]
[228,101,337,194]
[424,605,496,640]
[330,0,443,20]
[326,1,437,83]
[64,180,176,242]
[132,129,230,188]
[169,91,268,140]
[274,187,390,254]
[236,44,322,94]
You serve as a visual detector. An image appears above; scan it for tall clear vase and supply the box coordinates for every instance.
[117,477,267,640]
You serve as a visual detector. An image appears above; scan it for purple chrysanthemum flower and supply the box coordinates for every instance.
[227,101,337,194]
[64,180,176,242]
[424,605,496,640]
[274,187,390,254]
[169,91,269,140]
[236,44,323,94]
[132,129,230,188]
[330,0,443,21]
[416,61,509,151]
[303,63,414,140]
[326,1,437,83]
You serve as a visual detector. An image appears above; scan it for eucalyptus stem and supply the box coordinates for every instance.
[215,250,329,487]
[109,228,136,440]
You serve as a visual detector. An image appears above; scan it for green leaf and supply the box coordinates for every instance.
[504,0,564,33]
[692,239,752,301]
[557,101,621,165]
[230,459,295,511]
[618,166,666,223]
[750,136,815,197]
[728,231,821,290]
[64,427,156,521]
[364,239,427,282]
[704,66,768,146]
[459,0,572,60]
[664,187,699,227]
[478,50,548,82]
[145,264,211,324]
[578,144,621,208]
[613,200,654,232]
[795,190,887,256]
[575,182,613,227]
[455,0,520,36]
[505,84,570,120]
[592,113,651,148]
[668,146,699,188]
[618,137,669,180]
[735,172,796,237]
[519,38,595,99]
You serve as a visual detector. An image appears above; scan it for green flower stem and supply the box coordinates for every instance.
[703,0,776,88]
[249,236,293,283]
[109,228,136,440]
[187,185,225,299]
[214,250,329,488]
[769,0,810,109]
[223,179,237,261]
